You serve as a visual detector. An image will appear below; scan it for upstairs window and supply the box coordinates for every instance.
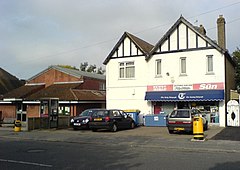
[155,59,162,77]
[119,61,135,79]
[180,57,187,75]
[207,55,214,74]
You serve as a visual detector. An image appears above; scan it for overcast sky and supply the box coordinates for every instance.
[1,0,240,79]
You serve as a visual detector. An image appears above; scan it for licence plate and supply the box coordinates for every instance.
[94,118,102,121]
[174,127,185,131]
[74,123,81,126]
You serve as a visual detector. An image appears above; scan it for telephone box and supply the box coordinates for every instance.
[40,98,59,128]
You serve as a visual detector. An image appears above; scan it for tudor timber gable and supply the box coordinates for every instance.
[103,32,154,64]
[148,16,225,58]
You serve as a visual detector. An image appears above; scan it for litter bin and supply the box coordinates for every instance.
[124,109,140,126]
[193,116,204,140]
[14,120,21,132]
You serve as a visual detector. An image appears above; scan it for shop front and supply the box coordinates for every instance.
[145,90,224,125]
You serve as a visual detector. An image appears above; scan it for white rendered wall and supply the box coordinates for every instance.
[106,56,150,117]
[147,49,225,85]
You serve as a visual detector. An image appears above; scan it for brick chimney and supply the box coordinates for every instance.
[217,15,226,50]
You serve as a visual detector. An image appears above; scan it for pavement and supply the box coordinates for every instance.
[1,125,240,153]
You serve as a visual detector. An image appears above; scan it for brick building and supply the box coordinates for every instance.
[0,65,106,129]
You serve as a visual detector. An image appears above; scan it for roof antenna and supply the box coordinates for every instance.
[194,20,198,25]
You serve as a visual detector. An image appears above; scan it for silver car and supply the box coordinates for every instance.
[166,109,208,134]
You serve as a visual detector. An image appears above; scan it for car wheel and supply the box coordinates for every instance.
[130,122,135,129]
[168,129,174,134]
[111,124,118,132]
[92,129,97,132]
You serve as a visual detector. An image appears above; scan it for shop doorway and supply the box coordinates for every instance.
[154,103,162,114]
[177,102,189,109]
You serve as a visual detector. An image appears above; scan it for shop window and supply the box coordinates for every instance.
[17,103,27,112]
[59,106,70,116]
[119,61,135,79]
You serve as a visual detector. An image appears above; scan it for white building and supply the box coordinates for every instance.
[103,15,235,127]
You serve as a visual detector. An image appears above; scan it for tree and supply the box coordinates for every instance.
[233,47,240,89]
[58,65,78,70]
[80,62,106,74]
[58,63,105,75]
[97,67,106,75]
[86,64,97,73]
[80,62,88,72]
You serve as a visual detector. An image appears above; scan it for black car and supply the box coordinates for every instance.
[70,109,100,130]
[88,109,135,132]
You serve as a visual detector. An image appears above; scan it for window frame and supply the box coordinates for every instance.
[119,61,135,79]
[206,55,214,74]
[155,59,162,77]
[180,57,187,76]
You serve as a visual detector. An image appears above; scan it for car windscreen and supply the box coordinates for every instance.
[92,110,109,117]
[169,110,190,118]
[79,110,96,116]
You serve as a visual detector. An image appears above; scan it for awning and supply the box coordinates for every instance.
[145,90,224,101]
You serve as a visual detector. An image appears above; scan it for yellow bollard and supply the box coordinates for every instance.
[192,116,204,141]
[14,120,21,132]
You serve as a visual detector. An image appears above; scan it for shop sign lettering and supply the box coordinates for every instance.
[174,84,193,91]
[147,85,173,91]
[199,83,217,90]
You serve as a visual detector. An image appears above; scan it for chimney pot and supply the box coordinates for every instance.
[199,24,206,35]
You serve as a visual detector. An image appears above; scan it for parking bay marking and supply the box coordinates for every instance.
[0,158,53,168]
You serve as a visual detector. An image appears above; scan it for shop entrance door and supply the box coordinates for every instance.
[154,103,162,114]
[16,103,27,131]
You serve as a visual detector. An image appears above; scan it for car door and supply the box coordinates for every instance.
[119,110,132,128]
[111,110,125,128]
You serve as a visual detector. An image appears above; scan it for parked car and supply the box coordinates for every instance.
[166,109,208,134]
[70,109,100,130]
[88,109,135,132]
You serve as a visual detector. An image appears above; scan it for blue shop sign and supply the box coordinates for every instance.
[145,90,224,101]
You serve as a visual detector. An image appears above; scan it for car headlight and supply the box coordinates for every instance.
[70,119,74,123]
[82,119,89,123]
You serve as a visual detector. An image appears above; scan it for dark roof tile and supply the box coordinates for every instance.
[3,84,45,99]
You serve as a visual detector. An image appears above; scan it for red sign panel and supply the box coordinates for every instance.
[147,82,224,92]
